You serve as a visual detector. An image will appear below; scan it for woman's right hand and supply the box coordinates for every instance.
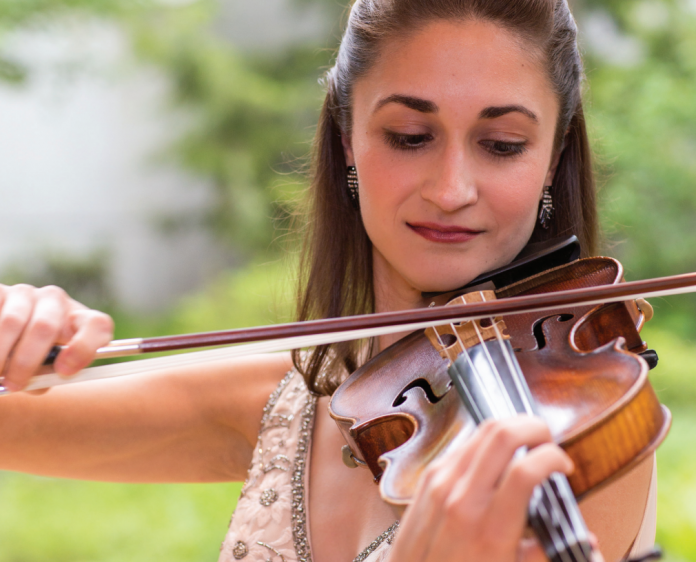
[0,284,114,392]
[0,283,279,482]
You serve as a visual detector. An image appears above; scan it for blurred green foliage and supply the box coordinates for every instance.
[1,253,114,309]
[4,0,696,278]
[643,321,696,560]
[0,0,137,26]
[0,0,336,251]
[167,257,295,333]
[655,411,696,562]
[124,1,336,249]
[0,475,240,562]
[0,0,137,81]
[582,0,696,327]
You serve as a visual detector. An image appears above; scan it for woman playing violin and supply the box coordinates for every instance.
[0,1,657,561]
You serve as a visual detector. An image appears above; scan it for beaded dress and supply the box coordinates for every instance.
[218,369,398,562]
[218,369,656,562]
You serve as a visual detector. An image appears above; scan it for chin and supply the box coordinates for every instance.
[409,271,480,295]
[406,253,509,295]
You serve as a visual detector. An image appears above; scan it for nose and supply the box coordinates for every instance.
[419,144,478,213]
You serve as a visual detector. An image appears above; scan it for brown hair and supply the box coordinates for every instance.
[293,0,597,395]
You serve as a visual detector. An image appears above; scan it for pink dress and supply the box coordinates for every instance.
[218,369,397,562]
[218,369,656,562]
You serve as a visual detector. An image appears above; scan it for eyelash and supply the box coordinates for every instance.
[383,132,432,152]
[383,132,528,159]
[479,140,528,159]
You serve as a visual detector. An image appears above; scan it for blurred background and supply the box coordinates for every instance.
[1,0,695,560]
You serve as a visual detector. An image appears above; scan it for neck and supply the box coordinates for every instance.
[372,250,457,352]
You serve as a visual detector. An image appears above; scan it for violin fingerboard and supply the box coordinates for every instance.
[529,474,593,562]
[448,341,592,562]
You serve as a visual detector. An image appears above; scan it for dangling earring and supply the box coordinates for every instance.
[346,165,359,206]
[538,186,554,229]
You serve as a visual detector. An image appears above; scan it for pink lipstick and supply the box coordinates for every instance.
[407,222,483,244]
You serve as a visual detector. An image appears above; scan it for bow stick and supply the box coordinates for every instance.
[5,270,696,395]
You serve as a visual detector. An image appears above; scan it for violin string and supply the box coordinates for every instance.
[473,317,580,562]
[450,320,511,421]
[470,309,579,562]
[550,479,593,561]
[455,294,518,421]
[447,322,568,561]
[446,323,487,422]
[471,319,519,417]
[490,320,586,562]
[490,321,535,415]
[466,316,577,562]
[541,479,585,562]
[533,489,576,562]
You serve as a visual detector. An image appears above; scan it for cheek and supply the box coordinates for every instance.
[483,159,547,226]
[353,143,416,228]
[474,158,548,270]
[491,183,539,223]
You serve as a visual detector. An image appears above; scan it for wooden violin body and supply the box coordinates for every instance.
[329,257,671,507]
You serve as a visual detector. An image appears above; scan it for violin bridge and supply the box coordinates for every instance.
[426,290,510,362]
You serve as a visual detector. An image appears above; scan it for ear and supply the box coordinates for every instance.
[341,130,356,166]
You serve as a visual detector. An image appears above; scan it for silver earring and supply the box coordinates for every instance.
[538,186,554,229]
[346,165,359,205]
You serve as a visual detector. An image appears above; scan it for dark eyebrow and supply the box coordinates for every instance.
[479,105,538,123]
[374,94,439,114]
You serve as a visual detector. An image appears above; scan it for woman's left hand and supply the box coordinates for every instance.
[386,416,606,562]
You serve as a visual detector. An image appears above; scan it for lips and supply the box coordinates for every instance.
[407,222,483,244]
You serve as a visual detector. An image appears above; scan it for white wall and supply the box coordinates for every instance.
[0,1,330,312]
[216,0,332,52]
[0,20,231,311]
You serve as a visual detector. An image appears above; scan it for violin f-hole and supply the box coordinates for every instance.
[392,378,450,408]
[532,314,574,350]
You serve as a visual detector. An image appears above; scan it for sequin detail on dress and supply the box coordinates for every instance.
[219,370,397,562]
[290,395,315,562]
[352,522,399,562]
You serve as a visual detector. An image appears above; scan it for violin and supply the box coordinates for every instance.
[6,239,690,560]
[329,249,669,562]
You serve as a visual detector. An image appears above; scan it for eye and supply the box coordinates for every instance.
[480,140,528,158]
[384,131,433,152]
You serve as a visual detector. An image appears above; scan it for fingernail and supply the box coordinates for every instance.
[589,533,599,549]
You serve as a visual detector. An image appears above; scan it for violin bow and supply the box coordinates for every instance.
[6,269,696,395]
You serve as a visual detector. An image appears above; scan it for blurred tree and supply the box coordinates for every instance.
[5,0,696,296]
[2,254,112,309]
[0,0,338,254]
[570,0,696,325]
[125,1,336,251]
[0,0,139,81]
[121,0,696,288]
[0,0,134,28]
